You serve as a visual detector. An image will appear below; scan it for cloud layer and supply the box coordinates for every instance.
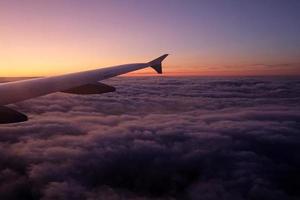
[0,76,300,200]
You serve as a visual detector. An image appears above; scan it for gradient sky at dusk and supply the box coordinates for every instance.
[1,0,300,76]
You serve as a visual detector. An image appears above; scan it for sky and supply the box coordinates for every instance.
[1,0,300,76]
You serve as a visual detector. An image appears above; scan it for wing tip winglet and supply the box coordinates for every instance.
[149,54,169,74]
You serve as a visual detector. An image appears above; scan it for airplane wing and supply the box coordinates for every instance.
[0,77,39,83]
[0,54,168,124]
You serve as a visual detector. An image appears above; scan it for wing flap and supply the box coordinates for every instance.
[0,106,28,124]
[62,82,116,95]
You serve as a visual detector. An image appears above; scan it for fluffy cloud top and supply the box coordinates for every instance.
[0,76,299,200]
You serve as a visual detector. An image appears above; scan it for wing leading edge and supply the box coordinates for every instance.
[0,54,168,123]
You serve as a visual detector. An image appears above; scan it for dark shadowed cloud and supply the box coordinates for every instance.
[0,77,299,200]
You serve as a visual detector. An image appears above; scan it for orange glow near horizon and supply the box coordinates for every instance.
[126,67,300,77]
[1,47,300,77]
[2,44,300,77]
[1,60,300,77]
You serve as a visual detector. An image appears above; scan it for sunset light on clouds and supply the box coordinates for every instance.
[1,0,300,76]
